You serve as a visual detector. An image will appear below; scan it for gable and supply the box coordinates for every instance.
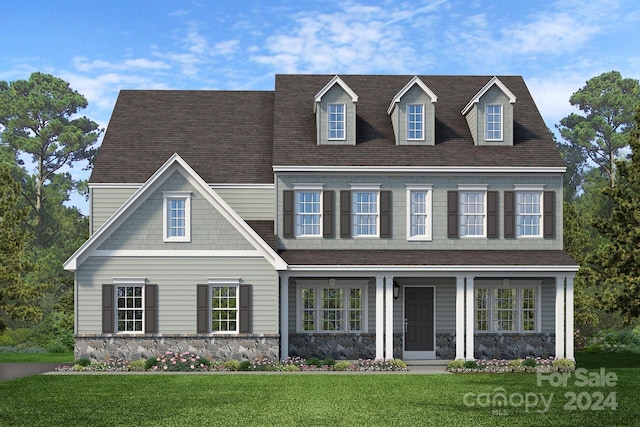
[314,76,358,146]
[388,79,437,146]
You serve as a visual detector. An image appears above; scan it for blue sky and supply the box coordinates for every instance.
[3,0,639,213]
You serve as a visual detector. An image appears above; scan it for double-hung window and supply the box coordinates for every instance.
[407,104,424,140]
[163,192,192,242]
[516,191,542,237]
[407,185,432,240]
[475,285,539,332]
[486,104,503,141]
[116,284,144,333]
[295,190,322,237]
[211,285,238,333]
[298,283,366,333]
[328,103,345,140]
[352,188,379,237]
[459,189,486,237]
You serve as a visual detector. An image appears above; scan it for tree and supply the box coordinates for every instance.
[593,107,640,322]
[0,164,41,328]
[557,71,640,190]
[0,72,102,244]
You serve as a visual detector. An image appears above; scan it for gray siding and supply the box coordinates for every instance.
[392,277,456,334]
[394,85,436,146]
[76,256,278,335]
[278,174,564,251]
[466,106,478,144]
[317,86,356,146]
[474,86,514,146]
[541,278,556,333]
[91,187,137,233]
[98,171,254,251]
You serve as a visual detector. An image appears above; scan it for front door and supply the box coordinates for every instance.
[404,287,435,359]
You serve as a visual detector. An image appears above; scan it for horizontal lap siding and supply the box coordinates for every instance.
[77,257,278,335]
[213,188,274,220]
[541,278,555,333]
[91,187,138,233]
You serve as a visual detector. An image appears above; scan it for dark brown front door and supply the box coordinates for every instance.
[405,287,434,352]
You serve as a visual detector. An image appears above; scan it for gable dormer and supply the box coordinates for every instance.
[461,76,516,146]
[314,76,358,145]
[387,76,438,146]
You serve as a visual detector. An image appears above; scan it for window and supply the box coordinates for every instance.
[328,103,345,139]
[460,191,485,237]
[211,286,238,333]
[486,104,503,140]
[298,284,365,333]
[407,186,432,240]
[117,285,143,333]
[407,104,424,140]
[516,192,542,237]
[295,191,321,236]
[353,191,378,236]
[475,286,539,332]
[163,192,191,242]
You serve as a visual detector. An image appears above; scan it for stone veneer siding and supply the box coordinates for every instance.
[75,335,279,361]
[435,333,556,359]
[289,333,378,359]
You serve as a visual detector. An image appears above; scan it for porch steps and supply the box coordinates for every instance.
[404,360,450,367]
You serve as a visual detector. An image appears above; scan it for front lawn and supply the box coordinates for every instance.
[1,369,638,426]
[0,352,74,363]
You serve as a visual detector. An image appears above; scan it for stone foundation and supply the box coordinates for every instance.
[75,335,280,362]
[288,333,377,359]
[434,333,555,359]
[436,333,456,359]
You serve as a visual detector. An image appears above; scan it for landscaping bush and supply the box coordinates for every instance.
[321,358,335,367]
[586,329,640,353]
[552,358,576,372]
[145,357,159,370]
[522,357,537,367]
[306,357,322,367]
[333,361,354,371]
[224,360,241,371]
[463,360,479,369]
[239,360,251,371]
[128,360,146,371]
[76,357,92,367]
[46,341,69,354]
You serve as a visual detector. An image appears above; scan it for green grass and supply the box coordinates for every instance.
[1,369,638,426]
[576,351,640,369]
[0,352,74,363]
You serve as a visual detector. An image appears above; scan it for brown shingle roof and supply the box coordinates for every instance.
[90,90,275,183]
[273,75,563,168]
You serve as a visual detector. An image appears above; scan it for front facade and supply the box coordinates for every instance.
[65,75,578,362]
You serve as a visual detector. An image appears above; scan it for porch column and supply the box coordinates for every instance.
[280,273,289,360]
[385,275,394,359]
[455,276,465,360]
[555,276,565,358]
[375,275,384,360]
[465,276,474,360]
[565,275,575,360]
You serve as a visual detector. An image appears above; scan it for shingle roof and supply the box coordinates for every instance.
[273,75,564,168]
[90,91,275,183]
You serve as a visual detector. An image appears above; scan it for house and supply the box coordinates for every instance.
[64,75,578,362]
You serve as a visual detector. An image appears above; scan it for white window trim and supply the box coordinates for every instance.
[485,104,503,141]
[458,185,488,238]
[328,103,346,140]
[407,103,425,141]
[163,191,192,242]
[351,185,380,238]
[114,282,145,334]
[474,284,541,333]
[406,185,433,241]
[293,184,324,238]
[296,284,368,333]
[514,185,545,238]
[209,282,239,335]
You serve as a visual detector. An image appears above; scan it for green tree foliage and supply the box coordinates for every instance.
[557,71,640,190]
[593,107,640,322]
[0,165,41,329]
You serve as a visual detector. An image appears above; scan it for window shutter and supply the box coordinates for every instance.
[283,190,294,238]
[543,191,555,239]
[145,285,158,334]
[340,191,351,238]
[504,191,515,238]
[323,191,335,238]
[239,285,251,334]
[487,191,499,239]
[196,284,208,334]
[102,284,114,334]
[447,191,458,238]
[380,191,391,238]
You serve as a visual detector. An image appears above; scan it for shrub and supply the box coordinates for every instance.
[463,360,478,369]
[0,328,34,347]
[508,359,522,367]
[239,360,251,371]
[333,361,354,371]
[321,358,335,367]
[76,357,92,367]
[46,341,69,354]
[447,360,465,369]
[306,357,322,367]
[128,360,146,371]
[522,357,537,367]
[145,357,159,370]
[72,364,86,371]
[552,358,576,372]
[392,359,407,370]
[224,360,241,371]
[280,364,300,372]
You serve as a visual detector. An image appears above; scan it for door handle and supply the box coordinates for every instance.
[404,318,408,333]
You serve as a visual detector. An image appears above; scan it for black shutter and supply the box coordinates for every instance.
[196,284,209,334]
[340,191,351,238]
[380,191,391,238]
[487,191,499,239]
[102,284,114,334]
[543,191,555,238]
[504,191,516,238]
[145,285,158,334]
[447,191,458,238]
[239,285,251,334]
[323,191,335,238]
[283,190,294,238]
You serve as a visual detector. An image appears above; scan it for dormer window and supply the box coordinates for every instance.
[388,76,437,145]
[407,104,424,140]
[485,104,503,141]
[328,104,345,140]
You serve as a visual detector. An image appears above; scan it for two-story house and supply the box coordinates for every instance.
[64,75,578,362]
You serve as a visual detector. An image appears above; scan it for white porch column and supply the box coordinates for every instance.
[375,275,384,360]
[555,276,565,359]
[465,276,474,360]
[280,273,289,360]
[565,275,575,360]
[385,275,394,359]
[455,276,465,360]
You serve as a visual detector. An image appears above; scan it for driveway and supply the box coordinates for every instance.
[0,363,61,382]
